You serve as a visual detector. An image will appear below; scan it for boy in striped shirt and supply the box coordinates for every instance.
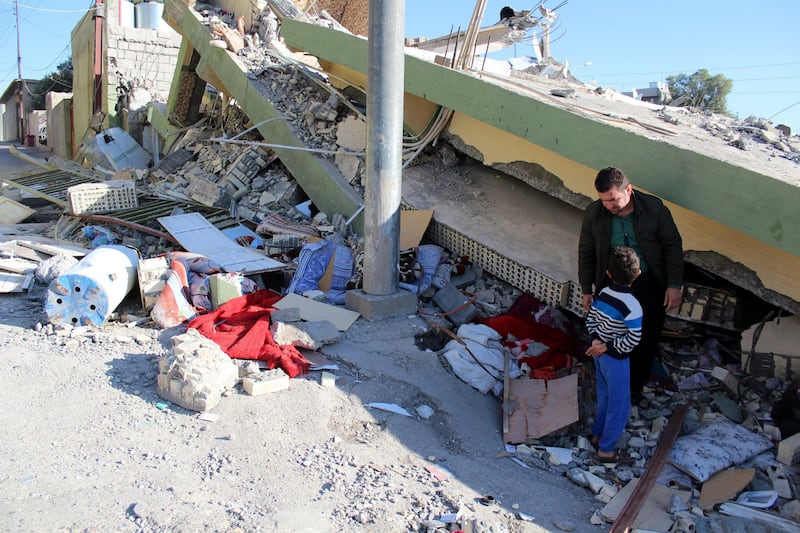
[585,246,643,464]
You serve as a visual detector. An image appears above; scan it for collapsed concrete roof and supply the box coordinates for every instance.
[158,0,800,316]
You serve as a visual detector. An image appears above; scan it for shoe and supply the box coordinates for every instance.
[592,450,634,466]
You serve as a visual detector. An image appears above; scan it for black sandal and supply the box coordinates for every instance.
[592,450,634,465]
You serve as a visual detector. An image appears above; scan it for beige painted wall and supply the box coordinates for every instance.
[70,8,96,153]
[46,92,73,158]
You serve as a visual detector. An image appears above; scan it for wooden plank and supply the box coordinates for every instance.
[0,241,50,262]
[16,238,89,257]
[0,222,51,235]
[0,196,35,224]
[609,403,688,533]
[0,271,33,293]
[0,257,38,274]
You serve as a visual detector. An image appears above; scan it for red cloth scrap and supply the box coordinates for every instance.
[188,289,310,378]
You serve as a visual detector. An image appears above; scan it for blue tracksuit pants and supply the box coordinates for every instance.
[592,354,631,453]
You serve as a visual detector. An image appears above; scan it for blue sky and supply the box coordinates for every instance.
[404,0,800,134]
[2,1,799,134]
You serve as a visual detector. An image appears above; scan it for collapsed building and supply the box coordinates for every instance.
[2,0,800,531]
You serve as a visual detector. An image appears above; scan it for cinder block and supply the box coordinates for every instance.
[242,369,289,396]
[320,372,336,387]
[432,282,478,326]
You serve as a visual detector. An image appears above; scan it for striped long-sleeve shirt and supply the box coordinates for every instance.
[586,284,643,359]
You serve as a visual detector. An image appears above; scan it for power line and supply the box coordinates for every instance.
[0,0,99,14]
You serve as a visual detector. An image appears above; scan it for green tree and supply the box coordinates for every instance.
[665,69,732,114]
[30,58,73,110]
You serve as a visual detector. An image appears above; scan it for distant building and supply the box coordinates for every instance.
[0,79,38,143]
[622,81,671,105]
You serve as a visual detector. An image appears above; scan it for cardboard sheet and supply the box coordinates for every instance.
[274,293,359,331]
[602,478,691,531]
[698,468,755,510]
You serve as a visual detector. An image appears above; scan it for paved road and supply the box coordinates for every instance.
[0,141,50,178]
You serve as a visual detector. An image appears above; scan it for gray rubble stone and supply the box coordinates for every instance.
[35,254,79,284]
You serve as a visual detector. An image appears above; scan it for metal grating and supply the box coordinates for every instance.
[3,169,238,232]
[2,170,99,207]
[425,220,575,311]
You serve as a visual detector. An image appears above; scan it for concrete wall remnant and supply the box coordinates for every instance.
[157,328,239,412]
[71,0,181,154]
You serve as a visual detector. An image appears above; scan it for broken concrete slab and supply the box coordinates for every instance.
[270,319,340,350]
[275,292,359,330]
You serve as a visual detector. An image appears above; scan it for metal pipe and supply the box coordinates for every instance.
[363,0,405,296]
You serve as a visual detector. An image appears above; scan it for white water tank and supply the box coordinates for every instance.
[135,1,166,31]
[118,0,135,28]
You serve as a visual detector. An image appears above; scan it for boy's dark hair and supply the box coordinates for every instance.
[595,167,629,193]
[608,246,640,285]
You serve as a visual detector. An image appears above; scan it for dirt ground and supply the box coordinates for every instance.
[0,137,604,533]
[0,282,605,533]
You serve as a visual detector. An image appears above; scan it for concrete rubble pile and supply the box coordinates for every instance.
[2,2,800,531]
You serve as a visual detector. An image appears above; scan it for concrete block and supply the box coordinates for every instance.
[270,307,301,323]
[320,372,336,387]
[450,267,477,289]
[242,369,289,396]
[345,290,417,321]
[432,282,478,326]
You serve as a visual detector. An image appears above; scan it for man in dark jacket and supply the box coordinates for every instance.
[579,167,683,398]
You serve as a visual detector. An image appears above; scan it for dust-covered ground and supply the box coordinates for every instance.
[0,285,602,533]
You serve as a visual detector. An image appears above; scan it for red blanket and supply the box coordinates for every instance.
[188,290,310,378]
[475,313,576,376]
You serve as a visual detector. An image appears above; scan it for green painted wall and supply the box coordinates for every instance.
[280,19,800,260]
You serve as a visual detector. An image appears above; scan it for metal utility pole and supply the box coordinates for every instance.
[15,0,24,143]
[362,0,405,296]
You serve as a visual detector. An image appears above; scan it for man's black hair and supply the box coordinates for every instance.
[595,167,629,193]
[608,246,640,285]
